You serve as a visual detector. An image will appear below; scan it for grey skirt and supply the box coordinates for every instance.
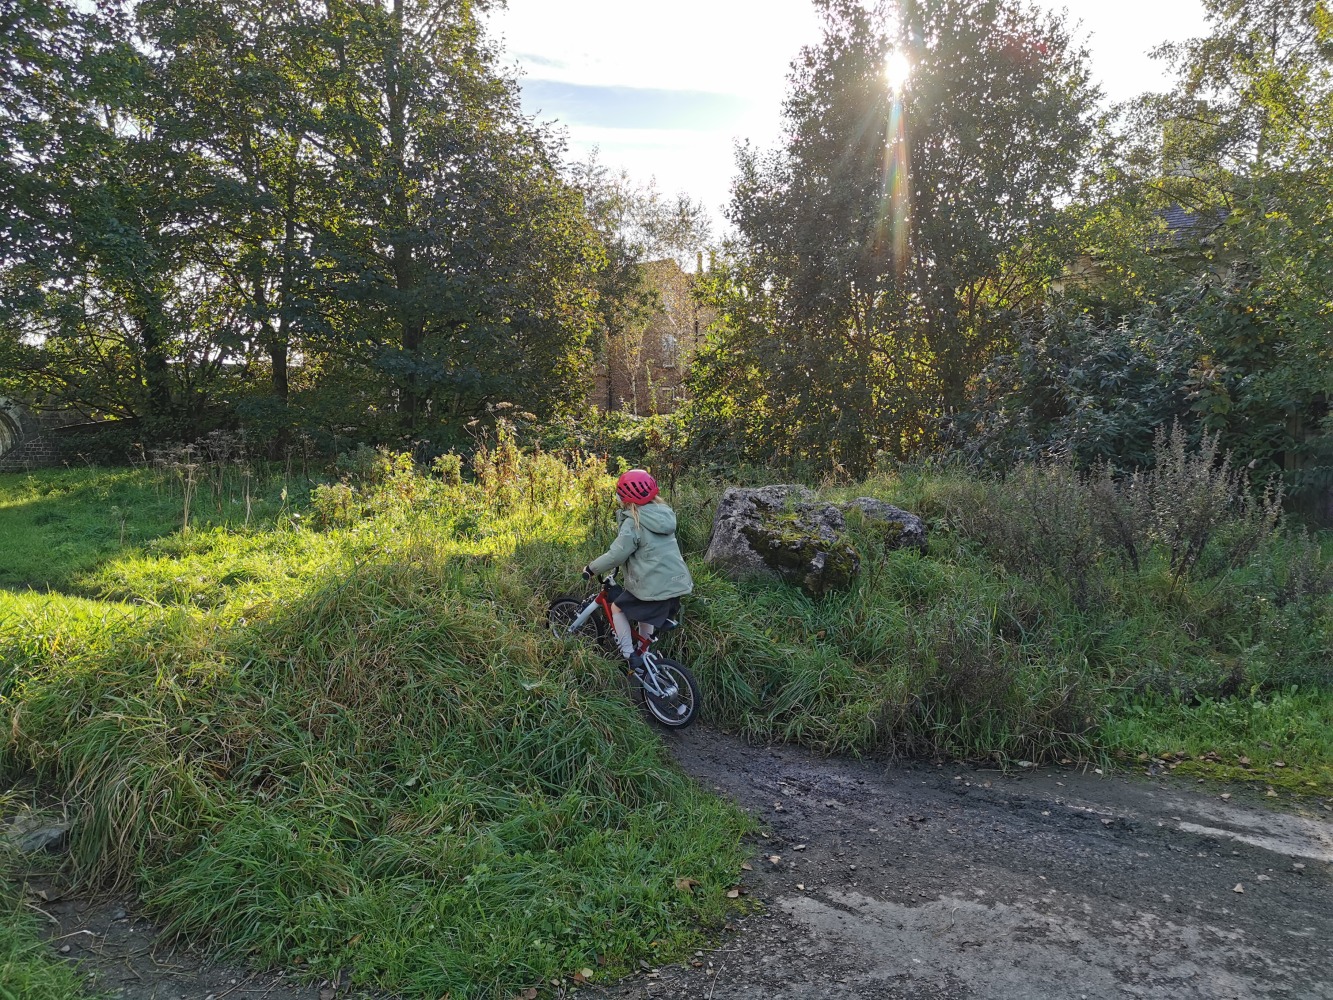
[608,586,682,630]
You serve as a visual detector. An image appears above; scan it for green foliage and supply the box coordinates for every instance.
[1021,0,1333,511]
[0,0,605,453]
[960,291,1210,470]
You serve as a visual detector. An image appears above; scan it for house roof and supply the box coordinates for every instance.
[1158,204,1227,247]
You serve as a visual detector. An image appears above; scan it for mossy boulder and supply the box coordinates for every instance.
[704,485,861,597]
[842,497,928,554]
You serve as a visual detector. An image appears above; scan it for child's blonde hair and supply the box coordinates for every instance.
[625,496,662,531]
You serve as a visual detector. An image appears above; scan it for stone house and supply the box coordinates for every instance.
[595,256,714,416]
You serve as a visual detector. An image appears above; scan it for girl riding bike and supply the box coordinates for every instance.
[583,469,693,677]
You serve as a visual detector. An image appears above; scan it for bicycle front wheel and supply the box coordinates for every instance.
[639,656,700,728]
[546,597,611,651]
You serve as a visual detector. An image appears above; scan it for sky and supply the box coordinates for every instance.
[485,0,1209,236]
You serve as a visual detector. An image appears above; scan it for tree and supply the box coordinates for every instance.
[300,0,603,442]
[0,0,228,425]
[690,0,1099,474]
[1063,1,1333,500]
[134,0,335,410]
[2,0,606,451]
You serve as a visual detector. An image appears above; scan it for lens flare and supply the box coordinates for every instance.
[876,49,912,276]
[883,50,912,93]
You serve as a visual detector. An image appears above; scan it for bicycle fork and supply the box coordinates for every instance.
[635,651,679,699]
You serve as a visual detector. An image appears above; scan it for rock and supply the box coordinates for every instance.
[841,497,928,553]
[704,485,860,597]
[3,820,69,855]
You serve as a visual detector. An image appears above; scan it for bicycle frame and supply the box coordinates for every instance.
[563,576,678,696]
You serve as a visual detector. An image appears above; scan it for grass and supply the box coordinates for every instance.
[1101,689,1333,795]
[0,448,1330,997]
[0,467,301,591]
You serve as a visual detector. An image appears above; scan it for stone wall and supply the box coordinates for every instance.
[0,432,64,472]
[0,397,70,472]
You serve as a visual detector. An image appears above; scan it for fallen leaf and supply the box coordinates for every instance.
[675,877,700,893]
[579,968,595,980]
[572,971,587,984]
[1233,884,1244,893]
[740,862,753,871]
[1267,788,1278,797]
[796,883,806,890]
[1237,756,1251,766]
[726,888,741,898]
[1220,793,1231,801]
[347,933,362,947]
[522,991,538,1000]
[767,855,782,865]
[1274,761,1287,767]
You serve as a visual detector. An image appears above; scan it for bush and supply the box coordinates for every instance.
[959,292,1209,471]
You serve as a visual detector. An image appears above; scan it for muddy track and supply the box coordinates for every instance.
[22,725,1333,1000]
[592,727,1333,1000]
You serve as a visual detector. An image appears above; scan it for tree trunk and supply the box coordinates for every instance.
[131,292,173,418]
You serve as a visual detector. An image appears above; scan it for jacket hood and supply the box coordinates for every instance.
[626,503,677,535]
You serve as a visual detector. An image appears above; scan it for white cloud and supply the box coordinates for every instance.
[489,0,822,100]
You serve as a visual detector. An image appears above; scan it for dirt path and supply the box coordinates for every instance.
[19,726,1333,1000]
[591,727,1333,1000]
[27,884,339,1000]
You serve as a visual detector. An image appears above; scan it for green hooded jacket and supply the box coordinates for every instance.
[587,502,694,601]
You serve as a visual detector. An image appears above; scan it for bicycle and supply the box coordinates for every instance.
[547,574,700,728]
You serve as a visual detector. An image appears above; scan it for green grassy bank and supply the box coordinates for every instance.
[1,447,1330,996]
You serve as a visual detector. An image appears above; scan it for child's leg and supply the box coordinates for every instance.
[609,603,634,660]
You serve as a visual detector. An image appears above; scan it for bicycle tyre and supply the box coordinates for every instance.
[546,597,612,652]
[637,656,700,729]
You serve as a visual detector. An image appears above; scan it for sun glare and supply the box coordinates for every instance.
[883,50,912,92]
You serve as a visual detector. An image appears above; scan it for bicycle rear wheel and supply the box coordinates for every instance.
[637,656,700,728]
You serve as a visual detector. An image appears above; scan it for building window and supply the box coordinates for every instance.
[661,333,679,369]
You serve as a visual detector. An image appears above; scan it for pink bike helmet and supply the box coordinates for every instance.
[616,468,659,505]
